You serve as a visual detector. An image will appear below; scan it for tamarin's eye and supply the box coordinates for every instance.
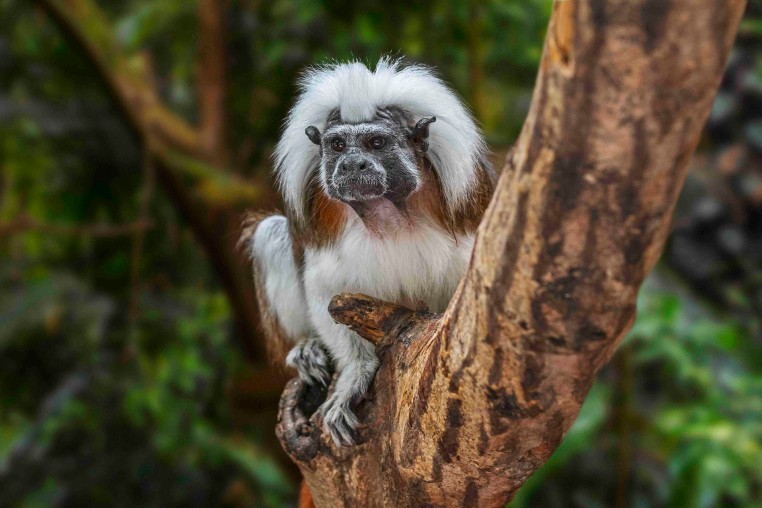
[369,136,386,149]
[331,139,346,152]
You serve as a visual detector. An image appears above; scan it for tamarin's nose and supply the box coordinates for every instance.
[340,157,369,174]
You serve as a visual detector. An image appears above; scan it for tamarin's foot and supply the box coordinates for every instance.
[286,338,332,386]
[320,394,360,446]
[318,353,378,446]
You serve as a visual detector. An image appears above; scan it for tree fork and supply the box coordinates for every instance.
[276,1,747,506]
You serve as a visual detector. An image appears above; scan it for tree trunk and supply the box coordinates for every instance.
[276,1,747,506]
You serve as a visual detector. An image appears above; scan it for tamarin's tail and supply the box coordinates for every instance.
[238,212,306,368]
[299,480,315,508]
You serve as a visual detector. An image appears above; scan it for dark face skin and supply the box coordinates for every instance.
[305,108,435,219]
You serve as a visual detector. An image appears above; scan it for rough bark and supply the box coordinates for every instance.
[277,1,747,506]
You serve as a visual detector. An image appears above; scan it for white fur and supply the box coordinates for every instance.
[252,211,475,445]
[251,216,311,342]
[274,57,487,220]
[303,217,473,321]
[302,213,474,444]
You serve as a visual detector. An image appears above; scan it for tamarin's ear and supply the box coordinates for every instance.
[410,116,436,152]
[305,126,322,145]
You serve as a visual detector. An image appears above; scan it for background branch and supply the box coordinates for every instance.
[37,0,269,362]
[197,0,230,166]
[129,149,156,323]
[0,214,154,238]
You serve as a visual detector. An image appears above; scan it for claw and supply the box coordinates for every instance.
[286,339,333,386]
[321,397,361,446]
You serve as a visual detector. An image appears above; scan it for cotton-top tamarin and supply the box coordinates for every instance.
[243,58,495,445]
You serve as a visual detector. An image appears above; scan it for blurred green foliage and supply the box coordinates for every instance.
[1,0,762,507]
[511,286,762,508]
[0,268,292,507]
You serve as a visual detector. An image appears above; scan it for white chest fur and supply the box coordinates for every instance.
[303,216,473,315]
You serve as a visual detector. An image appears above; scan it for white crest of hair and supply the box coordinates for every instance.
[274,56,488,220]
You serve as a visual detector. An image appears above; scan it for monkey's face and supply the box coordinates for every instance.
[319,123,419,207]
[306,109,435,212]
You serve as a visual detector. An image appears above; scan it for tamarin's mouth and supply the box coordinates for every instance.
[331,174,387,202]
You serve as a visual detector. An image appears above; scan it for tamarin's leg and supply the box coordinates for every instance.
[319,331,379,446]
[302,250,381,445]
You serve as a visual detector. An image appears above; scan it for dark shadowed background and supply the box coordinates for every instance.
[1,1,761,507]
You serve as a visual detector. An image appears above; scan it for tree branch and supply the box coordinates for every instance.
[277,1,748,506]
[197,0,230,165]
[129,150,156,322]
[39,0,198,154]
[37,0,269,362]
[37,0,261,204]
[328,294,437,347]
[0,214,153,238]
